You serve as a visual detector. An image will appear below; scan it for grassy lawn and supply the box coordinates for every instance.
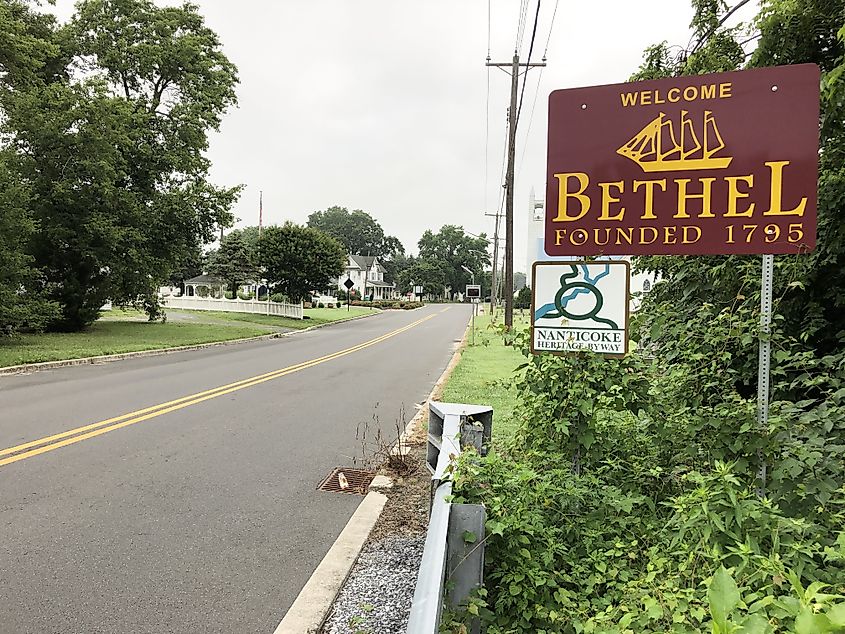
[0,321,274,368]
[163,306,376,329]
[440,312,529,444]
[0,305,379,369]
[102,306,377,329]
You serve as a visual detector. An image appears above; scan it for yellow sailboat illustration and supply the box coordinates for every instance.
[617,110,733,172]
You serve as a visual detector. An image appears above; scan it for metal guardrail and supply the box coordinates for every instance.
[407,402,493,634]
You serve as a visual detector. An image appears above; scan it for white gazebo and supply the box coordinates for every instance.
[184,274,227,298]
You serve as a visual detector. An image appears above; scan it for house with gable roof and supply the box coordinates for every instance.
[337,255,396,300]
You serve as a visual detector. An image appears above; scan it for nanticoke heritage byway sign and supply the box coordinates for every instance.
[531,261,629,357]
[545,64,820,256]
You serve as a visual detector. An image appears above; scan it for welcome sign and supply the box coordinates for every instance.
[545,64,820,256]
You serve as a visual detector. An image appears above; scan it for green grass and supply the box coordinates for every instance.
[102,305,377,329]
[0,321,274,368]
[0,305,379,368]
[164,306,376,329]
[440,313,529,444]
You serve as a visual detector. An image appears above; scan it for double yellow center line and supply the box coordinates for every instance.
[0,313,437,468]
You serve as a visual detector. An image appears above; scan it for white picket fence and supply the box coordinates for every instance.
[164,296,303,320]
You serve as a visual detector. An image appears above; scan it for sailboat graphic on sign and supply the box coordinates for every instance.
[617,110,733,172]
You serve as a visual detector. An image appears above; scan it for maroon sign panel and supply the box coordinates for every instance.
[545,64,820,256]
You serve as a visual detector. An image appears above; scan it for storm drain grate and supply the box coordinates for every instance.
[317,467,376,495]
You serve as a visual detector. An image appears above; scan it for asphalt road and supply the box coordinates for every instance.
[0,304,470,634]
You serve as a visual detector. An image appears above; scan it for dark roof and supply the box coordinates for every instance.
[348,255,387,273]
[349,255,375,270]
[185,274,226,284]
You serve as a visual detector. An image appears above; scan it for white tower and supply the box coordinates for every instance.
[526,187,545,276]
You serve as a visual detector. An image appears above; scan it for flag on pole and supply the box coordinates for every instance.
[259,190,263,238]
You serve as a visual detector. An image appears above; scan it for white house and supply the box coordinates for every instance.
[337,255,396,300]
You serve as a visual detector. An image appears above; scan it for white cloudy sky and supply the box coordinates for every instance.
[49,0,759,271]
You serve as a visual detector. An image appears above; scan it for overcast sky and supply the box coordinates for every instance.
[49,0,759,271]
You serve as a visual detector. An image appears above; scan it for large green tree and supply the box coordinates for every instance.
[0,152,60,332]
[0,0,241,330]
[306,206,404,259]
[417,225,490,298]
[397,258,447,297]
[206,231,259,295]
[258,223,345,302]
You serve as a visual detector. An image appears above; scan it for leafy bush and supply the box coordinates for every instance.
[224,291,234,300]
[317,302,324,308]
[448,319,845,633]
[270,293,288,303]
[349,300,422,309]
[237,291,253,300]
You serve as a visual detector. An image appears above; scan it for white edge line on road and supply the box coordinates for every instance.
[270,308,473,633]
[272,491,388,634]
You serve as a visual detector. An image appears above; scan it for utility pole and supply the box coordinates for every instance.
[487,53,545,329]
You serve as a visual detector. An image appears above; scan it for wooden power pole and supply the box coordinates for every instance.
[487,53,545,328]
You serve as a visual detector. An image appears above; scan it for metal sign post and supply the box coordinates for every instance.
[757,254,774,494]
[466,285,481,347]
[344,277,354,312]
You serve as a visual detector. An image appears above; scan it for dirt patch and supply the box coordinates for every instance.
[367,441,430,542]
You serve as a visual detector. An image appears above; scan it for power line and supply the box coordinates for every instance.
[542,0,559,58]
[484,0,492,216]
[687,0,755,57]
[515,0,530,53]
[487,0,492,58]
[517,0,560,176]
[516,0,541,125]
[516,67,544,179]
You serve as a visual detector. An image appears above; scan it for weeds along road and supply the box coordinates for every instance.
[0,304,470,634]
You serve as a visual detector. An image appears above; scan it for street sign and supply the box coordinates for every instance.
[465,285,481,299]
[343,278,355,290]
[413,285,423,295]
[545,64,820,256]
[531,261,629,357]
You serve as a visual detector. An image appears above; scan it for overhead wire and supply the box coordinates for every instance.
[541,0,559,58]
[516,0,541,125]
[517,0,558,178]
[515,0,530,54]
[484,0,491,214]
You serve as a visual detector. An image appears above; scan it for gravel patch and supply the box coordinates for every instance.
[322,535,425,634]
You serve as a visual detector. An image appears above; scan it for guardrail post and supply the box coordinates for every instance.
[446,504,486,634]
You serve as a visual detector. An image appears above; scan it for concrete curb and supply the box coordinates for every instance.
[0,311,380,377]
[270,311,472,633]
[272,491,388,634]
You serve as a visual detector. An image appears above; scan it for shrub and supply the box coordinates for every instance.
[318,302,324,308]
[270,293,288,303]
[237,291,253,300]
[447,322,845,633]
[349,300,422,310]
[224,291,234,300]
